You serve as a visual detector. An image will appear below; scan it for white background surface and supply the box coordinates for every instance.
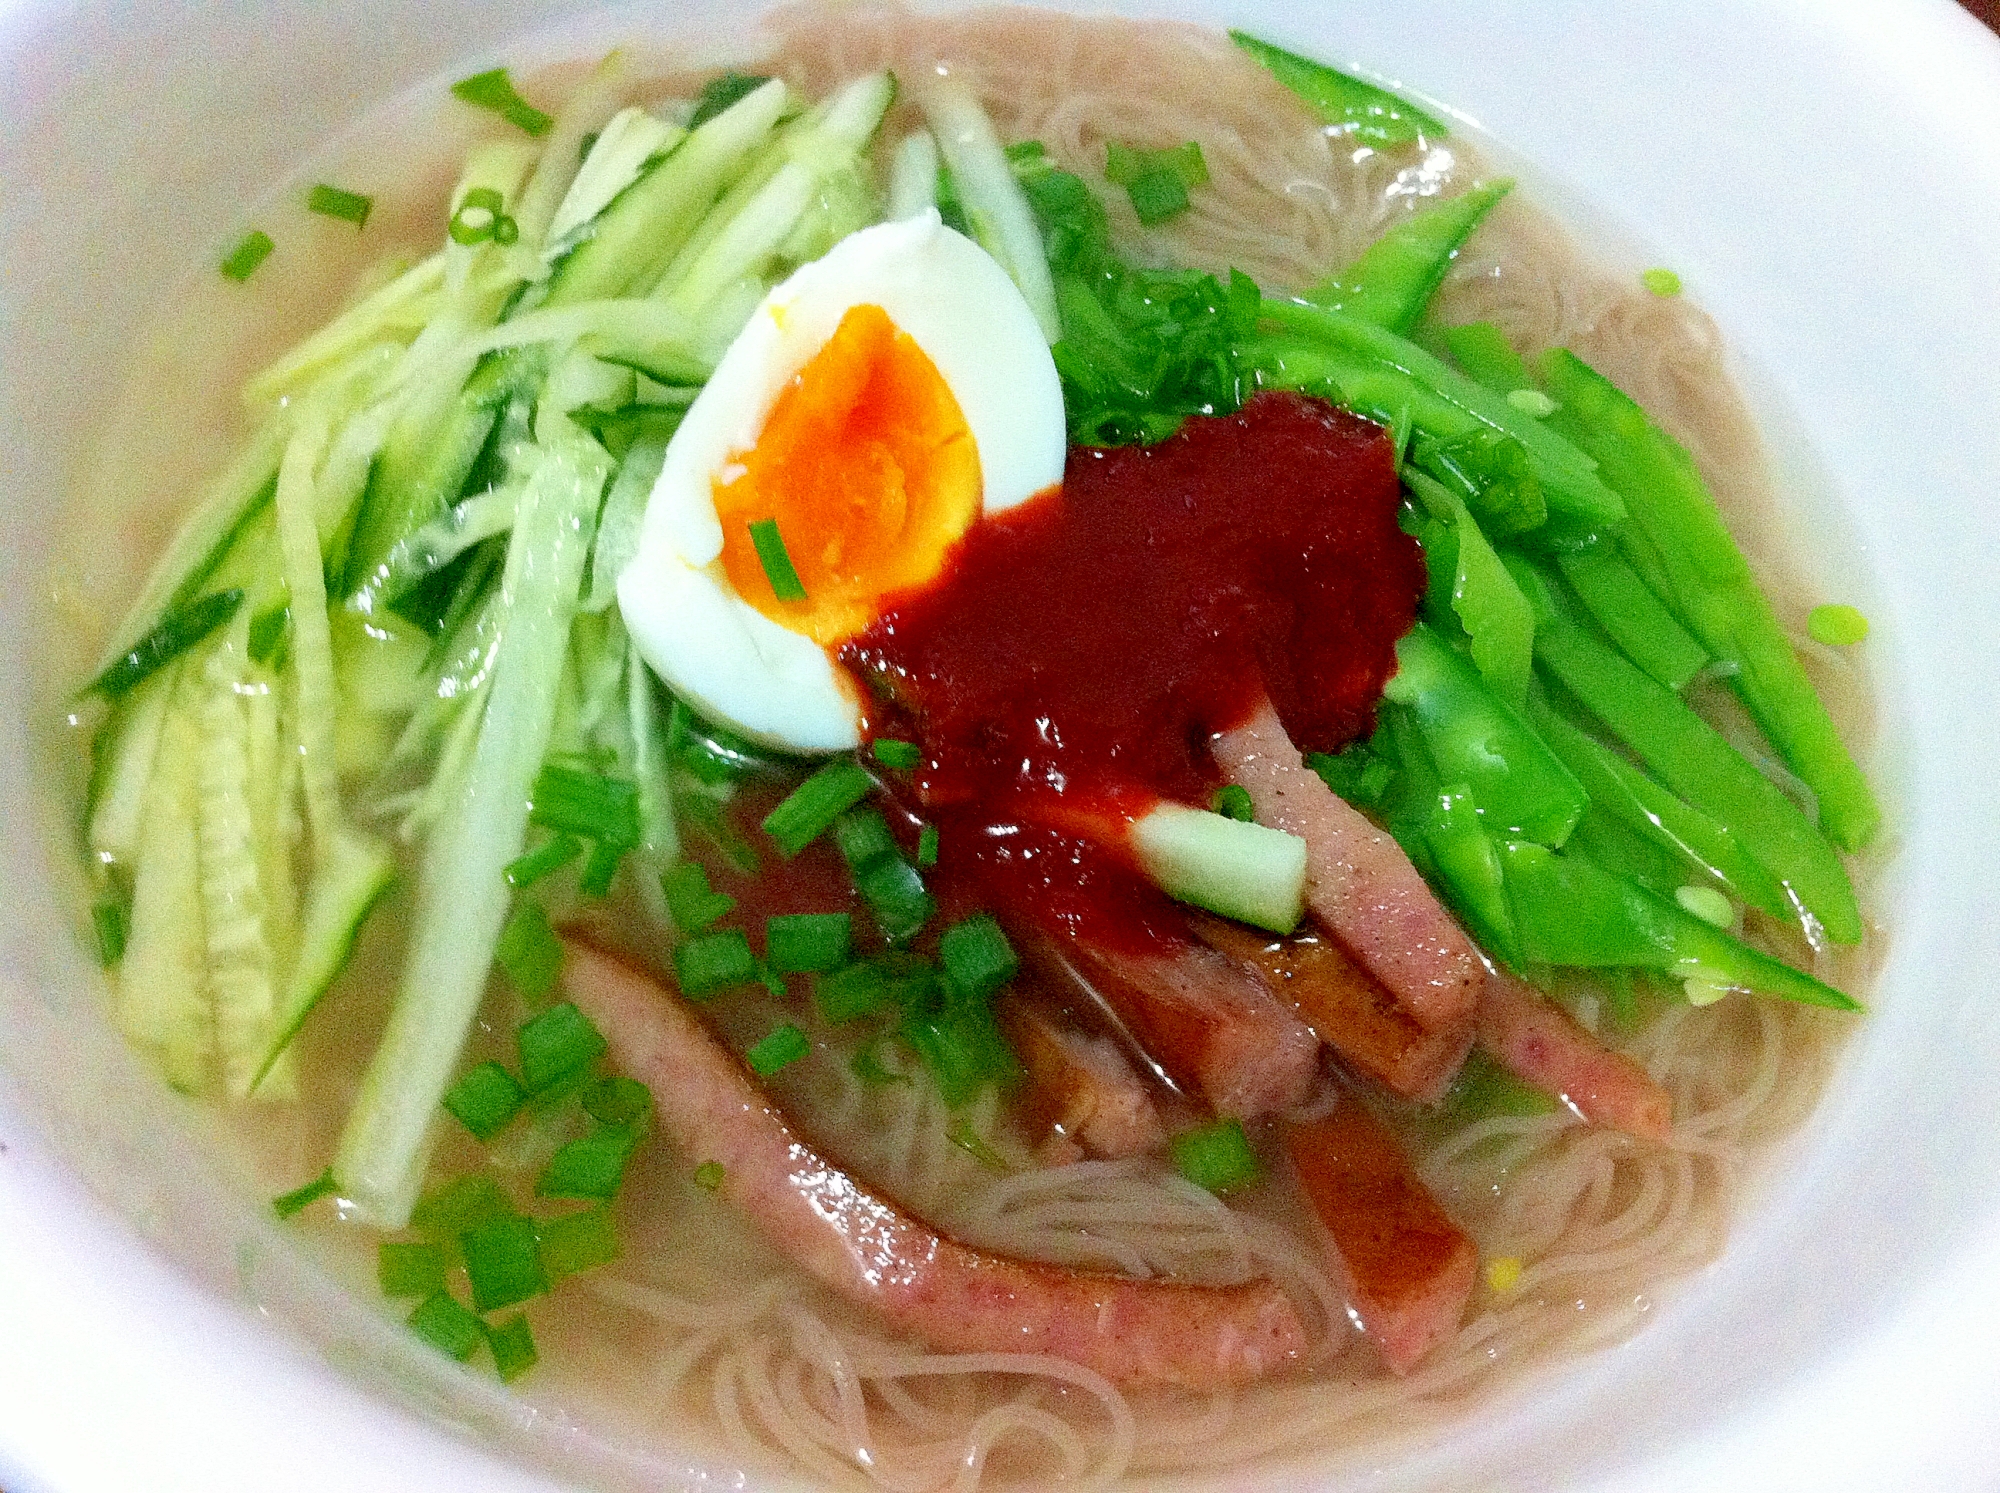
[3,1,2000,1489]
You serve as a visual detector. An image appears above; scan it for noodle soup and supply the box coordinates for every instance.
[47,6,1881,1487]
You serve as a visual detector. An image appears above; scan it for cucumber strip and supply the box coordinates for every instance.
[331,608,433,715]
[887,129,940,220]
[193,635,282,1098]
[654,72,896,324]
[364,485,520,609]
[776,162,878,269]
[1130,802,1307,934]
[546,106,686,254]
[918,77,1060,343]
[250,824,396,1093]
[335,429,609,1226]
[95,415,285,674]
[273,408,345,849]
[87,668,173,868]
[119,699,212,1093]
[512,50,633,252]
[453,298,712,385]
[545,77,790,307]
[243,254,446,406]
[581,432,669,613]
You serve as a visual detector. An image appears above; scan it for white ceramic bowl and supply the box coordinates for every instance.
[6,1,2000,1488]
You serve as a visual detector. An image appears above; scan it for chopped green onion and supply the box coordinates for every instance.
[917,823,940,868]
[1170,1118,1263,1194]
[247,601,290,668]
[857,854,934,944]
[1213,783,1255,823]
[91,899,128,967]
[537,1207,621,1282]
[1126,167,1190,224]
[939,914,1017,1003]
[219,229,274,282]
[688,71,773,129]
[442,1061,526,1141]
[900,1003,1018,1107]
[766,912,852,974]
[411,1174,513,1243]
[674,928,757,999]
[814,960,894,1025]
[408,1291,483,1361]
[1506,388,1558,418]
[581,1075,652,1128]
[833,807,899,873]
[87,588,244,698]
[1103,139,1209,188]
[747,518,809,603]
[485,1313,539,1382]
[449,186,515,246]
[947,1116,1009,1171]
[450,68,552,136]
[763,758,874,858]
[662,860,737,932]
[495,901,563,1003]
[747,1023,812,1076]
[504,834,583,889]
[536,1123,641,1201]
[307,183,373,228]
[1641,267,1683,297]
[462,1214,548,1312]
[1807,603,1869,647]
[577,838,624,898]
[272,1167,338,1220]
[530,762,641,849]
[516,1002,607,1093]
[378,1240,449,1299]
[872,738,922,770]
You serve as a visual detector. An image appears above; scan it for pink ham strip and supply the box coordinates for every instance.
[561,937,1306,1389]
[1002,997,1168,1163]
[1480,972,1673,1141]
[1212,698,1482,1040]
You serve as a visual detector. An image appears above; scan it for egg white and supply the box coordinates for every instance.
[617,210,1066,752]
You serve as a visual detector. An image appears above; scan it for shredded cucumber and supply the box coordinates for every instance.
[547,105,686,254]
[335,428,609,1226]
[119,697,211,1093]
[513,50,634,252]
[243,255,446,407]
[887,129,941,220]
[581,433,668,614]
[87,669,173,869]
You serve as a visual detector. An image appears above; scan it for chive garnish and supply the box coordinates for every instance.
[495,900,563,1003]
[857,855,934,945]
[1214,783,1256,823]
[272,1167,338,1220]
[577,838,624,898]
[1104,140,1208,225]
[581,1075,652,1128]
[747,1023,811,1077]
[1641,266,1683,298]
[449,68,553,136]
[442,1060,526,1141]
[246,601,290,668]
[462,1214,548,1312]
[871,738,922,770]
[448,185,519,246]
[307,183,373,228]
[917,823,940,868]
[814,960,896,1025]
[832,807,899,874]
[91,899,128,967]
[1170,1118,1263,1194]
[939,914,1018,1003]
[762,758,874,858]
[748,517,809,603]
[674,928,757,998]
[486,1313,539,1383]
[411,1174,512,1242]
[408,1291,484,1361]
[766,912,852,974]
[529,762,641,848]
[536,1124,641,1202]
[516,1002,607,1093]
[661,860,736,932]
[1808,603,1869,647]
[504,834,582,889]
[219,229,274,282]
[378,1240,449,1299]
[537,1207,621,1281]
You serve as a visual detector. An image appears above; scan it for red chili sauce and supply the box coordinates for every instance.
[842,391,1421,954]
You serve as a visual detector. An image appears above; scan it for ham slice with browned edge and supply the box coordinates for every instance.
[1285,1099,1478,1375]
[561,936,1306,1389]
[1479,971,1672,1141]
[1001,997,1168,1162]
[1189,913,1474,1103]
[1212,698,1483,1043]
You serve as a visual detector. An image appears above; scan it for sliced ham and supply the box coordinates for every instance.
[1189,913,1473,1103]
[561,936,1306,1389]
[1001,997,1168,1162]
[1212,698,1482,1041]
[1057,936,1322,1120]
[1479,971,1672,1141]
[1285,1099,1478,1375]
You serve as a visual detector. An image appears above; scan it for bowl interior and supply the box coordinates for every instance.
[5,2,2000,1489]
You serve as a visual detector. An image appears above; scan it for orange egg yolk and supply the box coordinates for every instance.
[714,302,981,645]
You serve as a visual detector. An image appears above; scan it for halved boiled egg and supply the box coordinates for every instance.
[617,211,1066,752]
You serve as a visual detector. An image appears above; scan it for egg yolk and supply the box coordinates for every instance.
[715,302,981,645]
